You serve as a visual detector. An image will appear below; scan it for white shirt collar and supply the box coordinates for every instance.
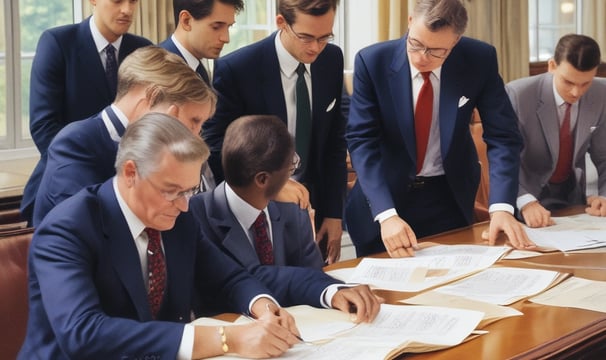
[224,183,269,231]
[551,79,568,107]
[171,34,201,71]
[409,60,442,81]
[89,15,123,54]
[275,30,309,79]
[112,177,146,241]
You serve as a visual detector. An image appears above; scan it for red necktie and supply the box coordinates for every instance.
[252,212,274,265]
[415,71,433,174]
[550,102,573,183]
[144,228,166,318]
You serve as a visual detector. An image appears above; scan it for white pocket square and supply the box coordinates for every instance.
[458,96,470,108]
[590,126,597,133]
[326,98,336,112]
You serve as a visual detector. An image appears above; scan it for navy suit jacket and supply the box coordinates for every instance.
[32,106,124,226]
[189,182,324,269]
[22,17,151,223]
[203,32,347,222]
[19,180,272,359]
[346,36,522,248]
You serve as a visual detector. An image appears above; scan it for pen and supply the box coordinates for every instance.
[241,313,310,345]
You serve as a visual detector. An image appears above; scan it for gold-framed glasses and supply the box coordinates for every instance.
[407,36,449,59]
[287,23,334,45]
[146,177,200,202]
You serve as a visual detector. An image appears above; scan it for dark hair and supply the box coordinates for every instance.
[222,115,294,187]
[279,0,339,25]
[412,0,468,35]
[553,34,601,71]
[173,0,245,25]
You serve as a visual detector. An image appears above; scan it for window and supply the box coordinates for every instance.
[529,0,581,61]
[0,1,78,153]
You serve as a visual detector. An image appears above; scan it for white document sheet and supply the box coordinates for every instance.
[530,276,606,313]
[433,266,565,305]
[524,214,606,252]
[346,245,510,292]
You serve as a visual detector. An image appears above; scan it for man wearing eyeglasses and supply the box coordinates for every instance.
[190,115,324,272]
[346,0,535,258]
[203,0,346,265]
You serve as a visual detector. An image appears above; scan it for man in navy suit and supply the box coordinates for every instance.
[506,34,606,227]
[203,0,346,264]
[32,46,215,227]
[159,0,244,87]
[22,0,152,225]
[19,114,381,359]
[346,0,535,258]
[191,115,324,269]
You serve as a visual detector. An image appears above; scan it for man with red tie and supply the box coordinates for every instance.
[506,34,606,227]
[345,0,534,258]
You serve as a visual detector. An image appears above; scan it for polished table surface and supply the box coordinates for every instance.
[325,207,606,359]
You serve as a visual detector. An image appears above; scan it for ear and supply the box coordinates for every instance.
[166,104,179,118]
[547,58,557,73]
[254,172,270,188]
[276,14,287,30]
[121,160,138,187]
[407,15,413,28]
[179,10,193,31]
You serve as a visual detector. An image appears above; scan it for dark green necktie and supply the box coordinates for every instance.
[295,63,311,171]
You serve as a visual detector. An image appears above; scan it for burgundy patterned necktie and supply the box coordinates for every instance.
[415,71,433,174]
[144,228,166,318]
[550,102,573,183]
[252,212,274,265]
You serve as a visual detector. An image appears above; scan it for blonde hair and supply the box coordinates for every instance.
[115,45,217,113]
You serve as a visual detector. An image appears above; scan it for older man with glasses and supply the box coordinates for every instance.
[345,0,535,258]
[203,0,347,265]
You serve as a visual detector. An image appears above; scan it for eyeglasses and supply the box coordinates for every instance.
[287,23,334,45]
[290,152,301,175]
[406,36,450,59]
[145,177,200,203]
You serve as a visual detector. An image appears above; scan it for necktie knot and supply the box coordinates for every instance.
[421,71,432,81]
[196,61,211,86]
[252,212,274,265]
[296,62,306,77]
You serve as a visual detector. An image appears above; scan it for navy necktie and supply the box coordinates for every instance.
[196,62,211,87]
[104,44,118,95]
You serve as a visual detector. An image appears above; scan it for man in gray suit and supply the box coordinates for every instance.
[189,115,324,269]
[506,34,606,227]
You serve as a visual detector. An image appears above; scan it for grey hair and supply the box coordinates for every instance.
[115,112,209,178]
[412,0,468,35]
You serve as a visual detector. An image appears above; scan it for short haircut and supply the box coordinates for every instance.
[412,0,468,35]
[222,115,294,187]
[553,34,602,72]
[115,46,217,113]
[115,112,210,179]
[172,0,245,25]
[279,0,339,25]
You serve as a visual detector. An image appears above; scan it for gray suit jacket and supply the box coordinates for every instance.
[189,182,324,269]
[506,73,606,206]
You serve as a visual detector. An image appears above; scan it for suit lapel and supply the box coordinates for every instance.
[438,55,462,159]
[389,38,416,162]
[574,87,598,163]
[76,18,111,100]
[263,34,288,123]
[536,74,560,164]
[98,181,152,321]
[267,202,286,265]
[208,184,261,267]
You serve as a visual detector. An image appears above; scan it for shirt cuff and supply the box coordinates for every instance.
[177,324,194,360]
[488,203,514,215]
[516,194,538,211]
[374,208,398,223]
[248,294,280,316]
[321,283,358,308]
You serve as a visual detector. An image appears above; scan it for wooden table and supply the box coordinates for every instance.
[325,212,606,359]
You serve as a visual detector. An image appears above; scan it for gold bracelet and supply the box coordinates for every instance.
[218,326,229,353]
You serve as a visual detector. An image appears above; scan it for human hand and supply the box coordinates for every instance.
[274,179,310,209]
[380,216,417,257]
[487,211,536,249]
[521,201,554,228]
[586,195,606,216]
[332,284,383,323]
[316,218,342,264]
